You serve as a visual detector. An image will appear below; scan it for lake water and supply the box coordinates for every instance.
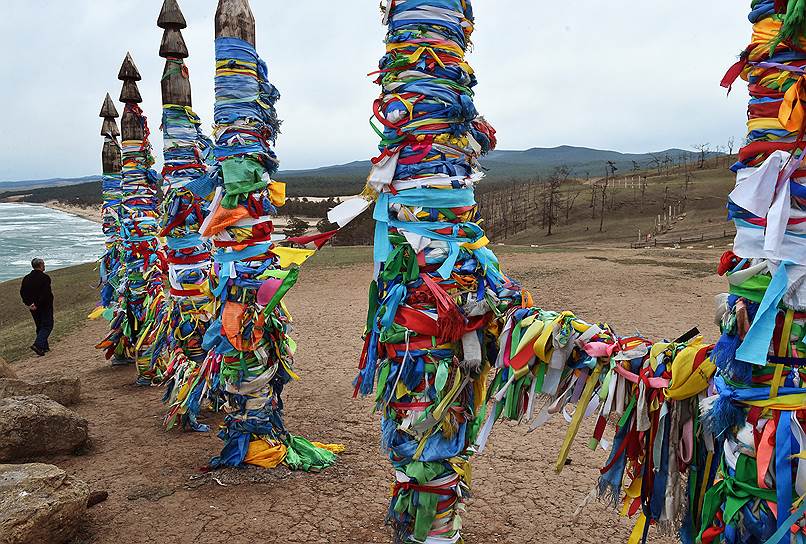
[0,203,104,282]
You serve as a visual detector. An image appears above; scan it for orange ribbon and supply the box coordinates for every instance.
[779,76,806,134]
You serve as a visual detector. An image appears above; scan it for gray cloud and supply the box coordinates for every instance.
[0,0,749,181]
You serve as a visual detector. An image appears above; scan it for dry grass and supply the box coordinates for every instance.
[505,162,736,247]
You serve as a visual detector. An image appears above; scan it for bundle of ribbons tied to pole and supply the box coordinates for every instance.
[193,21,342,470]
[144,3,221,431]
[351,1,806,543]
[95,110,166,381]
[98,170,123,313]
[354,1,524,543]
[93,94,125,329]
[152,104,217,430]
[117,106,168,386]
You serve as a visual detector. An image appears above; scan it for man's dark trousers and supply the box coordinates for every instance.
[31,308,53,351]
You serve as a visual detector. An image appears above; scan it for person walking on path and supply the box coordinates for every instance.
[19,258,54,356]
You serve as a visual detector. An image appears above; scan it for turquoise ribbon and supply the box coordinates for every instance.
[736,262,790,365]
[372,188,479,277]
[166,233,204,250]
[763,489,806,544]
[210,242,272,297]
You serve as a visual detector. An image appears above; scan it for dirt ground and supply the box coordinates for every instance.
[12,246,728,544]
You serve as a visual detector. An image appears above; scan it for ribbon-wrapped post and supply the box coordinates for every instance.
[357,2,525,542]
[91,93,126,355]
[143,0,219,432]
[697,1,806,541]
[202,0,341,470]
[96,54,165,385]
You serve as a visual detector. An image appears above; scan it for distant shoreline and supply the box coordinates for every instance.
[2,200,101,224]
[41,201,101,224]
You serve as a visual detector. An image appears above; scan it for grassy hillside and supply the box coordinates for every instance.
[504,160,735,247]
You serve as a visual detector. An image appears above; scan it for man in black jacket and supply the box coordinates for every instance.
[19,258,54,356]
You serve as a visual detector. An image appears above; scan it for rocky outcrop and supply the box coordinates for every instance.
[0,463,89,544]
[0,378,81,406]
[0,396,88,462]
[0,357,16,379]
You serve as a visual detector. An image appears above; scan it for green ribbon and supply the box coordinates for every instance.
[283,434,337,472]
[698,454,777,541]
[394,461,447,542]
[728,273,772,304]
[221,157,268,209]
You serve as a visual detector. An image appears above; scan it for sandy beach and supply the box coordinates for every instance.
[43,201,102,224]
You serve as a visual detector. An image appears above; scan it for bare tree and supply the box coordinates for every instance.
[648,153,662,176]
[714,145,725,167]
[285,216,310,238]
[640,175,647,211]
[693,143,710,168]
[543,166,570,236]
[662,154,673,176]
[727,136,735,156]
[565,188,582,223]
[600,161,617,232]
[682,154,692,197]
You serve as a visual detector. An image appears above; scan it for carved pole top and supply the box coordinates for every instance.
[158,0,192,105]
[118,52,142,81]
[215,0,256,45]
[158,0,187,29]
[118,53,143,104]
[100,93,119,118]
[159,0,189,59]
[101,95,121,173]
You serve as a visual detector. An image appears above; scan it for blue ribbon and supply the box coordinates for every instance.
[775,411,793,544]
[736,262,790,365]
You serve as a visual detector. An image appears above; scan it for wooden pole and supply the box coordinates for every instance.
[96,93,128,362]
[207,0,333,470]
[119,52,144,141]
[159,0,192,106]
[216,0,256,44]
[100,93,121,174]
[116,52,164,383]
[156,0,218,429]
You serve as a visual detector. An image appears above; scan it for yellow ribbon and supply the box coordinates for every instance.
[556,363,603,473]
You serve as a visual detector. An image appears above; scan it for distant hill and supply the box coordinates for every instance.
[483,146,714,179]
[0,146,722,201]
[0,175,101,192]
[280,146,719,196]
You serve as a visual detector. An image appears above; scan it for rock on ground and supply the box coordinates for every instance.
[0,463,89,544]
[0,378,81,406]
[0,395,88,462]
[0,358,16,379]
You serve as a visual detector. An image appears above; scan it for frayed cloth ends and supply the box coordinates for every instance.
[700,393,745,438]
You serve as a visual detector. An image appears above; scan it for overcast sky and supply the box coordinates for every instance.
[0,0,750,181]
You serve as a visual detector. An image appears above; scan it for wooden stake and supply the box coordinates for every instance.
[100,93,121,174]
[118,53,144,141]
[215,0,256,45]
[158,0,192,106]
